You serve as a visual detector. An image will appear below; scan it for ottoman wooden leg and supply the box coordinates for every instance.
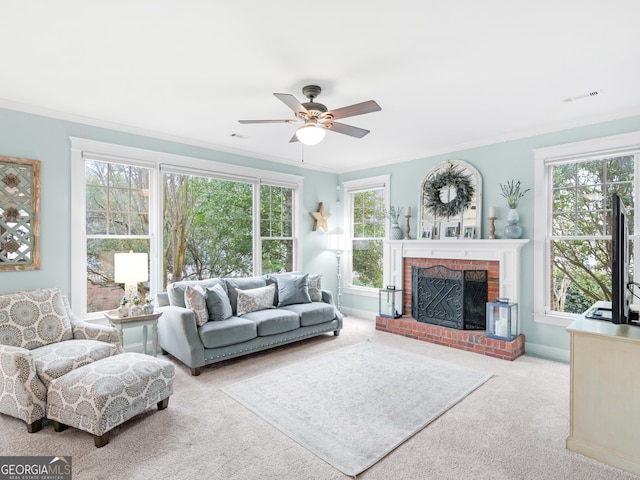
[27,419,43,433]
[157,397,169,410]
[52,421,68,432]
[94,432,110,448]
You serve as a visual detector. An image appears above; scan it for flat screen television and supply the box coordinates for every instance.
[611,193,630,324]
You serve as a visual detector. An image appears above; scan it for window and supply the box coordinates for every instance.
[71,138,302,317]
[260,184,294,274]
[84,159,154,314]
[162,172,254,286]
[343,175,389,294]
[533,131,640,326]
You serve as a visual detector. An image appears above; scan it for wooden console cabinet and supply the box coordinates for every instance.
[566,317,640,475]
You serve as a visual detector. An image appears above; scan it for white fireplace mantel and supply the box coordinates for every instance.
[384,239,529,303]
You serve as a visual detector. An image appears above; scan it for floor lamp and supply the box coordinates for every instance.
[327,233,346,314]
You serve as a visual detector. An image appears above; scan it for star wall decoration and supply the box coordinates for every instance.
[309,202,331,231]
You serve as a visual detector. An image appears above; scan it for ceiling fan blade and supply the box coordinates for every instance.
[274,93,308,116]
[289,132,299,143]
[327,121,370,138]
[238,119,298,124]
[327,100,381,120]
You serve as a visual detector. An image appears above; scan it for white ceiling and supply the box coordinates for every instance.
[2,1,640,173]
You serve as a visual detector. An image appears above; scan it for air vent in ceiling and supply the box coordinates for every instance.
[563,89,603,103]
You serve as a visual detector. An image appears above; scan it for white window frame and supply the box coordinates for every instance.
[533,131,640,327]
[71,137,303,318]
[342,174,390,298]
[259,182,296,274]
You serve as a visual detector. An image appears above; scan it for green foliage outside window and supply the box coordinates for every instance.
[550,155,635,314]
[351,189,385,289]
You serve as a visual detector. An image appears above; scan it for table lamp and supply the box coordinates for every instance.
[114,251,149,301]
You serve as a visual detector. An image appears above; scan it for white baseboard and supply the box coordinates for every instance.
[340,307,377,321]
[524,341,570,363]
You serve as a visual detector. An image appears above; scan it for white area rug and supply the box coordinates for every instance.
[222,341,492,476]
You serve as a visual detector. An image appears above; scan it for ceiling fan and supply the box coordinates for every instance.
[238,85,381,145]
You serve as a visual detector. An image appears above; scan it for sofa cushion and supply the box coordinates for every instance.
[276,274,311,307]
[307,273,323,302]
[206,283,233,321]
[226,277,268,314]
[167,278,226,308]
[237,284,276,316]
[242,308,300,336]
[184,285,209,327]
[198,317,257,349]
[280,302,336,327]
[0,288,73,350]
[31,339,120,387]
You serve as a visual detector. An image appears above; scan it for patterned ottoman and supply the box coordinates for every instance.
[46,352,175,447]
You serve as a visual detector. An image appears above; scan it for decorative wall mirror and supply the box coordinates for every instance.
[418,159,482,240]
[0,156,40,270]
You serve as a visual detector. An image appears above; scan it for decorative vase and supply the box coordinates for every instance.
[504,208,523,239]
[390,223,403,240]
[117,305,129,318]
[143,303,154,314]
[131,305,143,317]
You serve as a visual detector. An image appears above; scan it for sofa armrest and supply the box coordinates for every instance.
[321,289,336,305]
[321,289,344,325]
[156,305,205,368]
[0,344,47,427]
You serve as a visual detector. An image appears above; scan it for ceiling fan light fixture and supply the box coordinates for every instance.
[296,121,326,145]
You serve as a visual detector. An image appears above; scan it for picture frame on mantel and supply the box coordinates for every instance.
[0,156,41,271]
[439,221,460,240]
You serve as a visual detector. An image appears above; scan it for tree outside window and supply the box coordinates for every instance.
[350,188,385,288]
[85,160,151,313]
[260,184,294,274]
[162,173,253,287]
[550,155,635,314]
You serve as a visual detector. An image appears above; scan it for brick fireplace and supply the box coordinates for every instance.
[378,239,528,360]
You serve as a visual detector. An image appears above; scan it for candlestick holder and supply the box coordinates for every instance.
[405,214,411,240]
[489,216,497,239]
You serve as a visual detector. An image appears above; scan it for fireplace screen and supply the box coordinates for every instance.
[411,265,487,330]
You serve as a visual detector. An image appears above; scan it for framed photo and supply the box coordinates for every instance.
[463,226,475,239]
[422,226,433,239]
[439,221,460,240]
[0,156,40,270]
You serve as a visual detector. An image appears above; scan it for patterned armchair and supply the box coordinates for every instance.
[0,288,122,432]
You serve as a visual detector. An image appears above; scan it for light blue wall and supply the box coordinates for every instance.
[0,107,339,301]
[2,105,640,360]
[340,114,640,361]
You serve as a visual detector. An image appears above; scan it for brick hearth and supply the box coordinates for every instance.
[376,315,525,361]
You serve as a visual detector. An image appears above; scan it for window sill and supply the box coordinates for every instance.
[344,286,379,298]
[533,312,577,328]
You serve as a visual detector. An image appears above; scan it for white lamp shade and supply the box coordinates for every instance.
[328,233,347,252]
[296,123,326,145]
[114,251,149,283]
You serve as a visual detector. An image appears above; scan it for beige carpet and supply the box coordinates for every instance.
[1,315,639,480]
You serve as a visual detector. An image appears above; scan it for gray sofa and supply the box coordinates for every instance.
[156,273,343,375]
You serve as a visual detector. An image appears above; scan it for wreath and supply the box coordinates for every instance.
[423,165,475,218]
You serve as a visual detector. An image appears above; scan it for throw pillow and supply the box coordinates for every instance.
[226,277,268,314]
[276,273,311,307]
[206,283,233,321]
[236,284,276,316]
[307,273,323,302]
[184,285,209,327]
